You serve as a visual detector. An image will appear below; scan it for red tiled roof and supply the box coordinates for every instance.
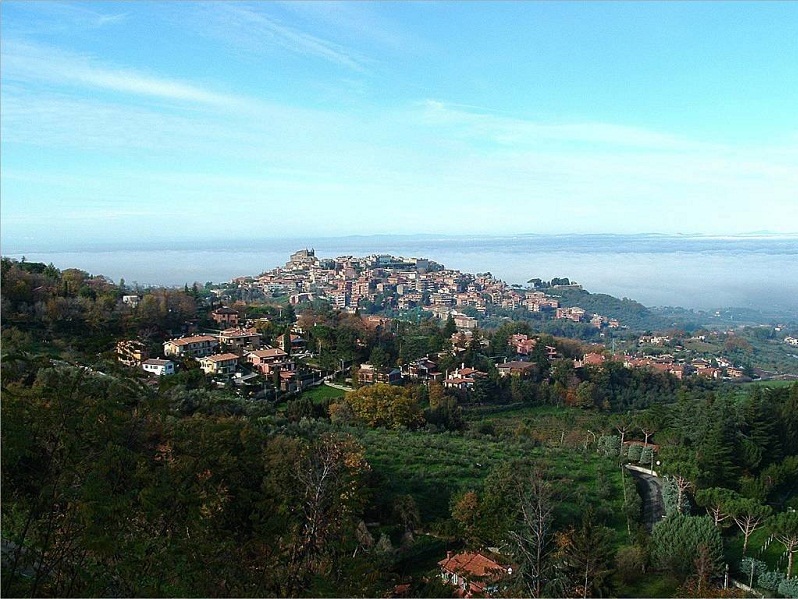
[168,335,217,346]
[248,348,288,359]
[202,353,239,362]
[438,552,509,584]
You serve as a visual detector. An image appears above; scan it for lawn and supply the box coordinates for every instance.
[299,383,346,403]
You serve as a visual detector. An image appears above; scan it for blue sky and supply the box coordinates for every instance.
[2,1,797,249]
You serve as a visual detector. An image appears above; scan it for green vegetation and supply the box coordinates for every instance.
[3,257,797,597]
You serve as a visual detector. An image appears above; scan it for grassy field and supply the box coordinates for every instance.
[353,419,629,536]
[300,383,346,403]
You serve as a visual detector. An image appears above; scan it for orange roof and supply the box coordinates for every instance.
[438,552,509,582]
[168,335,217,346]
[248,348,288,359]
[202,353,239,362]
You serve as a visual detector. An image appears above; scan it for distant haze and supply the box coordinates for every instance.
[5,234,797,314]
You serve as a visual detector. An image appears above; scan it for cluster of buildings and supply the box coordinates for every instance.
[116,311,306,392]
[567,349,749,381]
[227,249,621,331]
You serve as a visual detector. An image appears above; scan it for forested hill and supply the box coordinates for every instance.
[553,288,672,331]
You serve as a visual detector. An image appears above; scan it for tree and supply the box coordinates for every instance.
[695,487,739,527]
[443,314,457,338]
[285,433,370,594]
[770,511,798,578]
[659,447,699,514]
[343,384,424,429]
[651,515,723,582]
[729,498,771,557]
[452,490,482,548]
[613,413,634,463]
[739,557,767,588]
[393,495,421,539]
[552,508,615,599]
[509,471,556,598]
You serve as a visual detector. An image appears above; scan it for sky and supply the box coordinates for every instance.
[2,1,798,250]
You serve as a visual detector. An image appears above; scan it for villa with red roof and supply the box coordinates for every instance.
[438,551,513,598]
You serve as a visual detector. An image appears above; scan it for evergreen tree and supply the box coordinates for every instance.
[651,515,723,582]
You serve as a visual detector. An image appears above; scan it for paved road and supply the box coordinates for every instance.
[626,467,665,531]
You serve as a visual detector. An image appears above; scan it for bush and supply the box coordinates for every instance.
[639,445,654,466]
[627,443,642,462]
[778,578,798,598]
[598,435,620,457]
[778,576,798,597]
[756,570,784,591]
[739,557,767,585]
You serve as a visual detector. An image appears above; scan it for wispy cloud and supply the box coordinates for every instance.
[2,40,250,108]
[417,100,720,152]
[2,2,127,35]
[189,3,371,72]
[276,1,415,55]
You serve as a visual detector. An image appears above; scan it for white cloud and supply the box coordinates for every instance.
[418,100,721,152]
[190,3,371,72]
[1,40,250,108]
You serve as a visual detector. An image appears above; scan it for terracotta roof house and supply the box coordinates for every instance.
[199,353,239,376]
[358,363,403,386]
[438,551,513,597]
[211,306,239,327]
[246,347,291,375]
[164,335,219,358]
[218,327,262,352]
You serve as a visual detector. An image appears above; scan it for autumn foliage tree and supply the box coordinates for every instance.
[340,383,424,429]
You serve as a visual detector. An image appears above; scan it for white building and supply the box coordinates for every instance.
[142,358,175,376]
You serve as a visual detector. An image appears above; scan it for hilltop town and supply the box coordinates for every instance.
[108,249,798,395]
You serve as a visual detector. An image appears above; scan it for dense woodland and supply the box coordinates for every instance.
[2,258,798,597]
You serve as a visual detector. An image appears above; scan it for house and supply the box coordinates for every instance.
[453,312,478,331]
[199,353,239,376]
[438,551,513,598]
[218,327,261,353]
[509,334,536,356]
[142,358,175,376]
[358,363,402,386]
[275,333,306,352]
[211,306,239,327]
[497,361,536,378]
[726,366,745,379]
[246,347,291,375]
[405,357,443,382]
[117,339,148,367]
[575,352,606,368]
[444,366,487,390]
[164,335,219,358]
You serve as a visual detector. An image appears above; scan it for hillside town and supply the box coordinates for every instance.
[114,250,795,394]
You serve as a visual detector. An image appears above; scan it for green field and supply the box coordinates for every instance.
[299,383,347,403]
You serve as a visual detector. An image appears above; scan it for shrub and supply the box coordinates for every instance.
[627,443,642,462]
[778,578,798,598]
[639,445,654,466]
[597,435,620,457]
[756,570,784,591]
[739,557,767,586]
